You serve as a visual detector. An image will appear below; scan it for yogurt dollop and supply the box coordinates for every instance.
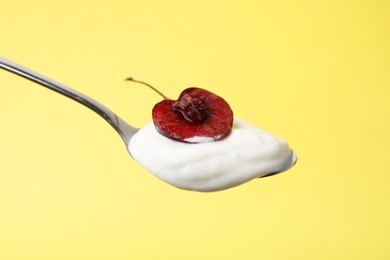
[128,119,293,192]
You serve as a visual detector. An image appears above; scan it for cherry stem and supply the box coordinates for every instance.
[125,77,168,99]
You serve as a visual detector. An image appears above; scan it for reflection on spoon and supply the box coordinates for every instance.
[0,57,297,191]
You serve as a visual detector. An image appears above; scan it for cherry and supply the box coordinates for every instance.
[172,93,209,123]
[126,78,233,143]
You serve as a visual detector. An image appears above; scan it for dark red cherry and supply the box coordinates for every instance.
[126,78,233,143]
[172,93,209,123]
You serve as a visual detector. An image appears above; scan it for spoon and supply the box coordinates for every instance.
[0,56,296,177]
[0,56,138,145]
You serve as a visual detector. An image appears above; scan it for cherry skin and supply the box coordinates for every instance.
[126,78,233,143]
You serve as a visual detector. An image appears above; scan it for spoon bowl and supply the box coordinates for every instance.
[0,56,296,180]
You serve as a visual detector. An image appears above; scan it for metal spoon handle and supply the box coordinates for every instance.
[0,56,138,145]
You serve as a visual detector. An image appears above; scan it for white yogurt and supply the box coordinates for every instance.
[128,119,293,192]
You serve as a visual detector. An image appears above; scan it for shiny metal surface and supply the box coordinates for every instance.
[0,56,139,145]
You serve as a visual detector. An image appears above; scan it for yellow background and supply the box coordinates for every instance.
[1,0,389,259]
